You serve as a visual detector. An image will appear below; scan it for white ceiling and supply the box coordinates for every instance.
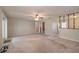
[1,6,79,19]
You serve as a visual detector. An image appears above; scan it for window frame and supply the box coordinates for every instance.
[59,12,79,29]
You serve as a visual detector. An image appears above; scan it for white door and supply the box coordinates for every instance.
[2,16,7,40]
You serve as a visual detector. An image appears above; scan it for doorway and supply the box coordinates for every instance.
[35,21,45,34]
[40,22,45,34]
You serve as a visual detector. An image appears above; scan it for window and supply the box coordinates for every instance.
[69,14,74,29]
[59,15,68,29]
[75,13,79,29]
[59,12,79,29]
[64,15,68,28]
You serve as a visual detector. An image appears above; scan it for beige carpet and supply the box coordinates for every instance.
[7,34,79,53]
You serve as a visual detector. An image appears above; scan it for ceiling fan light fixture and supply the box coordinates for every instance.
[35,18,39,21]
[34,14,39,21]
[34,14,44,21]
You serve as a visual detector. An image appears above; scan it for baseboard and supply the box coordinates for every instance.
[8,33,36,38]
[59,36,79,43]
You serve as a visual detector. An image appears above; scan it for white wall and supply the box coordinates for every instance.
[59,29,79,42]
[8,17,58,37]
[43,17,58,36]
[44,19,53,35]
[42,16,79,42]
[0,9,5,48]
[8,18,35,37]
[58,15,79,42]
[2,16,8,40]
[43,16,79,42]
[0,10,2,48]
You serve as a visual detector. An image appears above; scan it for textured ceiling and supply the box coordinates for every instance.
[1,6,79,19]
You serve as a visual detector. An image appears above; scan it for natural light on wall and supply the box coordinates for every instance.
[61,22,67,28]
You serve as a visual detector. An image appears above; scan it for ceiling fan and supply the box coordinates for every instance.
[34,14,44,21]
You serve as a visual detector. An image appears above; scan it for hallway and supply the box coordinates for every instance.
[8,34,79,53]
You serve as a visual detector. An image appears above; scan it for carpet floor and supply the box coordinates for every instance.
[7,34,79,53]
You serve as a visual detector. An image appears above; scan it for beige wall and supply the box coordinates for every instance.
[8,17,58,37]
[0,9,4,48]
[59,29,79,42]
[43,16,79,42]
[8,18,35,37]
[44,19,53,35]
[42,17,58,36]
[58,15,79,42]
